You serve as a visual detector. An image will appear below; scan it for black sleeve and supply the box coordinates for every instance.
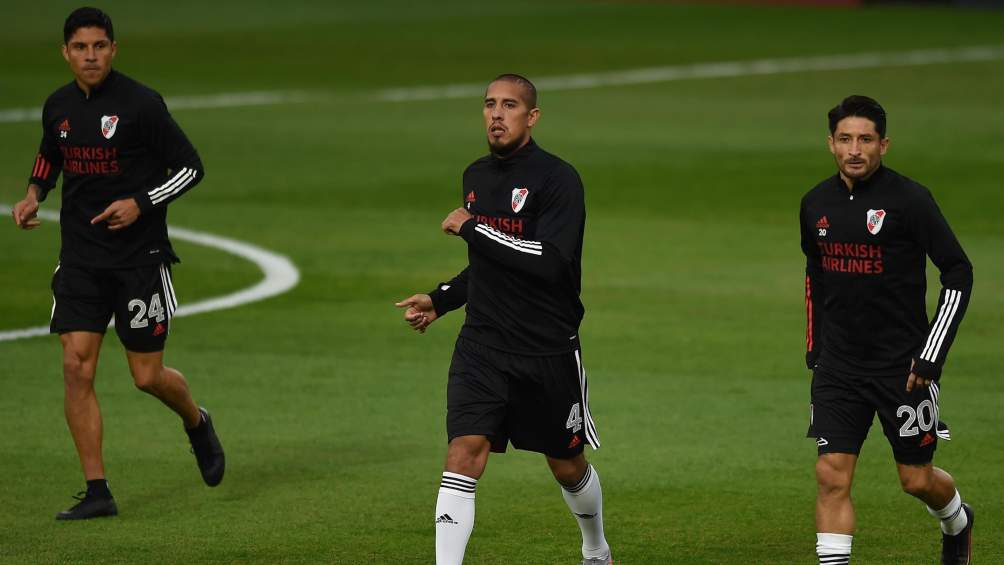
[27,100,63,202]
[427,267,469,317]
[910,191,973,380]
[800,198,825,369]
[131,94,204,213]
[459,163,583,284]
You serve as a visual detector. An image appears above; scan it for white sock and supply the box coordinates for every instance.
[561,464,610,560]
[816,532,852,564]
[927,490,969,535]
[436,472,477,565]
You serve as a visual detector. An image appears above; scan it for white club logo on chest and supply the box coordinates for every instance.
[511,187,529,213]
[100,115,120,139]
[866,209,886,235]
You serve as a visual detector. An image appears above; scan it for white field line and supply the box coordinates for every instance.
[3,45,1002,123]
[0,90,313,124]
[0,206,300,342]
[377,45,1004,101]
[2,46,1002,122]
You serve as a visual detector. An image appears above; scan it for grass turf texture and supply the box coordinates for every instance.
[2,1,1003,563]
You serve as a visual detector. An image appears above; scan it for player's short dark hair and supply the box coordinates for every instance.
[828,95,886,138]
[64,7,114,44]
[491,73,538,109]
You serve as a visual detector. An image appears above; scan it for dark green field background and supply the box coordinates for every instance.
[2,2,1002,563]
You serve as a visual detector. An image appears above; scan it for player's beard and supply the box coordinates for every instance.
[487,136,526,159]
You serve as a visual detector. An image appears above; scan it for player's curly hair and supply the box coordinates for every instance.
[64,7,114,44]
[829,95,886,138]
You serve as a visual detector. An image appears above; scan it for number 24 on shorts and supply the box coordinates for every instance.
[128,293,165,329]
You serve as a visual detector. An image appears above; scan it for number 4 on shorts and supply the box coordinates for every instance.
[566,403,583,433]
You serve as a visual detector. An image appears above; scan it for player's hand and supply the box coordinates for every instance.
[906,372,933,392]
[91,198,141,231]
[395,294,438,333]
[442,207,473,236]
[905,359,932,392]
[11,196,41,230]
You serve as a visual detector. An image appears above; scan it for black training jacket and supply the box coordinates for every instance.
[28,70,204,268]
[800,166,973,380]
[429,139,586,355]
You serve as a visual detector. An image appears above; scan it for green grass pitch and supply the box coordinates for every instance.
[2,1,1003,563]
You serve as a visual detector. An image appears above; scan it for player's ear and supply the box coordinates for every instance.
[61,44,70,63]
[110,41,117,60]
[827,135,836,155]
[879,137,889,156]
[527,107,540,128]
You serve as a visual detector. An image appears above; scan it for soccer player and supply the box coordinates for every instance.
[10,7,224,520]
[396,74,611,565]
[801,96,974,564]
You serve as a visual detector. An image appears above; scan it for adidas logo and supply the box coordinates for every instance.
[815,216,830,229]
[568,435,582,449]
[465,191,476,203]
[816,437,829,447]
[574,512,597,519]
[435,513,458,525]
[920,432,935,447]
[152,323,166,336]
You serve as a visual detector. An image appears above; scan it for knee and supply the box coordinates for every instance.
[131,368,161,394]
[549,456,588,487]
[816,459,852,498]
[899,468,934,498]
[445,436,490,478]
[62,353,96,389]
[553,467,582,487]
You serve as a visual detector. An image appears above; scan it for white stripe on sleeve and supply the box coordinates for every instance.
[474,224,542,255]
[151,170,198,204]
[148,168,191,198]
[921,289,961,362]
[474,224,542,249]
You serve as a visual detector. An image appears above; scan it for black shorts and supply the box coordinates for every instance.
[446,337,601,459]
[50,263,179,353]
[807,364,946,465]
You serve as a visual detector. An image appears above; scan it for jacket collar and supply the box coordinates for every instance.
[74,68,118,100]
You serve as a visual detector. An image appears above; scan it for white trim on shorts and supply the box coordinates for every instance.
[159,264,178,320]
[574,349,601,449]
[50,263,60,323]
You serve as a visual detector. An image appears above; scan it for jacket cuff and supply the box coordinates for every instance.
[912,358,942,380]
[428,287,449,317]
[458,218,476,242]
[132,191,155,214]
[29,179,54,203]
[806,351,820,370]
